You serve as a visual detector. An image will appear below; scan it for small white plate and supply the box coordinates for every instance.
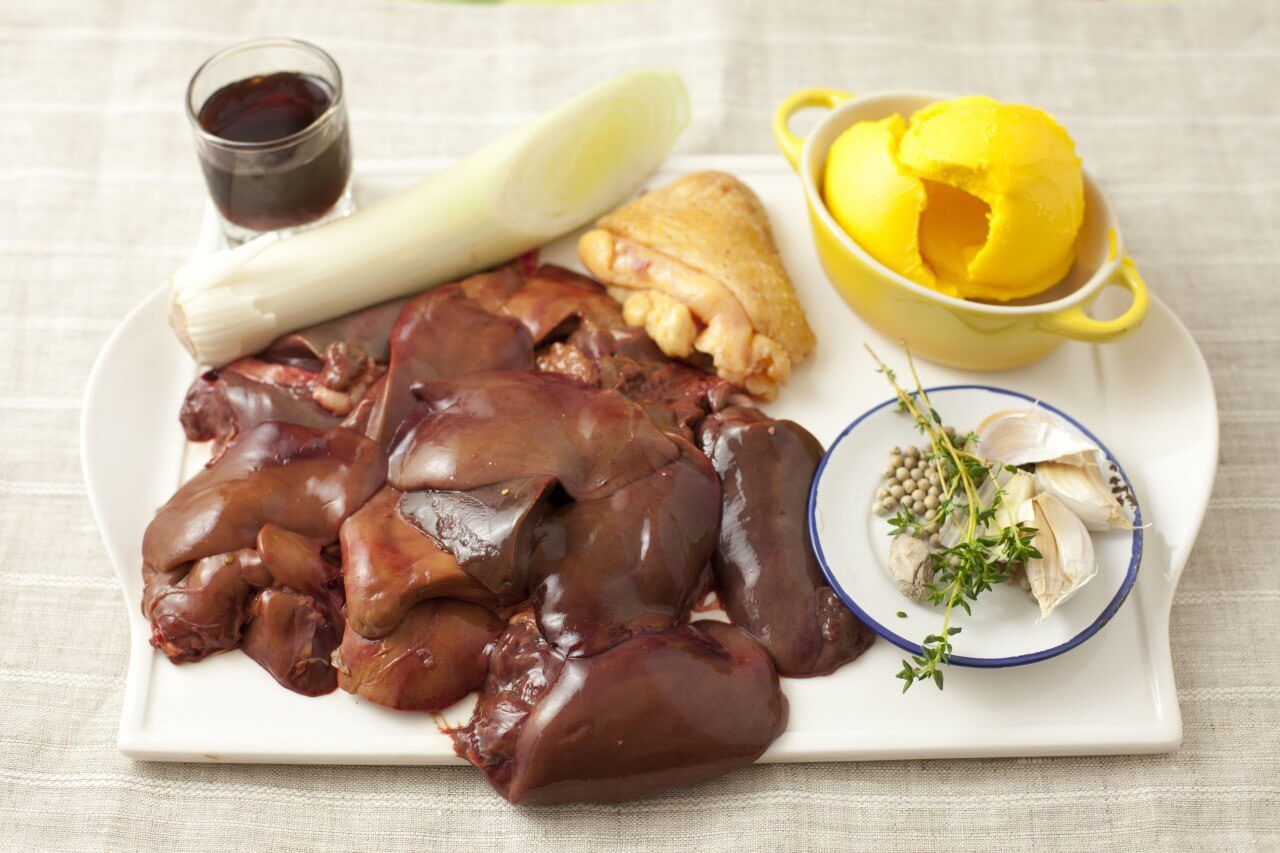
[811,386,1142,667]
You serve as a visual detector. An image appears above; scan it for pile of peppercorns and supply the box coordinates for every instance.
[872,428,960,549]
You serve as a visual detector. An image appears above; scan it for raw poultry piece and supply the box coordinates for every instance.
[463,263,628,344]
[451,612,787,805]
[578,171,815,399]
[180,360,345,462]
[700,407,874,676]
[241,587,341,697]
[262,296,409,366]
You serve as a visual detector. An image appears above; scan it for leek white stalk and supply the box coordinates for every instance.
[171,69,691,366]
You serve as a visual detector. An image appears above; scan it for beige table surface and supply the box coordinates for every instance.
[1,0,1277,849]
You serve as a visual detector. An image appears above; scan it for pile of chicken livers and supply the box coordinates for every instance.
[143,262,873,805]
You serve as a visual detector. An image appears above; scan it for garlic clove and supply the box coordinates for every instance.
[975,407,1100,467]
[938,468,1034,546]
[993,469,1035,531]
[1035,460,1130,532]
[1019,493,1098,619]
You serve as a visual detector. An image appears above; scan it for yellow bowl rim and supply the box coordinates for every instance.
[797,89,1124,317]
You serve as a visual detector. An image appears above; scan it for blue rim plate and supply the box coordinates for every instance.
[808,385,1144,668]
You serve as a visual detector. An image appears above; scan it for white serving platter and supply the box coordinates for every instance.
[82,155,1217,764]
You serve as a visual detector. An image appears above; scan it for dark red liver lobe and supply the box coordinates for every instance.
[528,439,720,656]
[142,422,386,574]
[336,599,504,712]
[140,423,384,692]
[452,613,787,805]
[340,487,498,640]
[363,284,534,448]
[390,371,677,500]
[397,475,557,606]
[700,407,874,676]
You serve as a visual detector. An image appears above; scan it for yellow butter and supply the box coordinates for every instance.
[823,96,1084,301]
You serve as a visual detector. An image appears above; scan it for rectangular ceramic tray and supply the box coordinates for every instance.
[82,155,1217,763]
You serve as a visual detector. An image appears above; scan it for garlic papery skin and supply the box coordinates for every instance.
[975,408,1100,468]
[1035,461,1129,531]
[1019,493,1098,619]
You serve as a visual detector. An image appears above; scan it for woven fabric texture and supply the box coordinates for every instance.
[0,0,1276,849]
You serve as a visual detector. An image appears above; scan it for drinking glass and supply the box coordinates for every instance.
[186,37,354,244]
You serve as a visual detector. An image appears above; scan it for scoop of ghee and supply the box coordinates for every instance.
[823,96,1084,301]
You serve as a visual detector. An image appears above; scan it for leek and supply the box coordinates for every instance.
[170,69,690,366]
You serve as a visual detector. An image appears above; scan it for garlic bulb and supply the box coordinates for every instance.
[1019,493,1098,619]
[975,408,1099,467]
[888,534,934,601]
[1035,461,1130,531]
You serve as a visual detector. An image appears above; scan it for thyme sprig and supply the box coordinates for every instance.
[866,344,1041,692]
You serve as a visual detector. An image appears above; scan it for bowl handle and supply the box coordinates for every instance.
[772,89,853,171]
[1038,256,1150,343]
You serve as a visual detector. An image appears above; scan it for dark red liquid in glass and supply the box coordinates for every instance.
[197,71,350,230]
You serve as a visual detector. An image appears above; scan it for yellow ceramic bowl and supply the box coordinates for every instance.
[773,89,1149,370]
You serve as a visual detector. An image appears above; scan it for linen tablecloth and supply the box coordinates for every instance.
[2,1,1277,849]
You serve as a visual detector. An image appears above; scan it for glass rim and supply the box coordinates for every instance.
[185,36,345,153]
